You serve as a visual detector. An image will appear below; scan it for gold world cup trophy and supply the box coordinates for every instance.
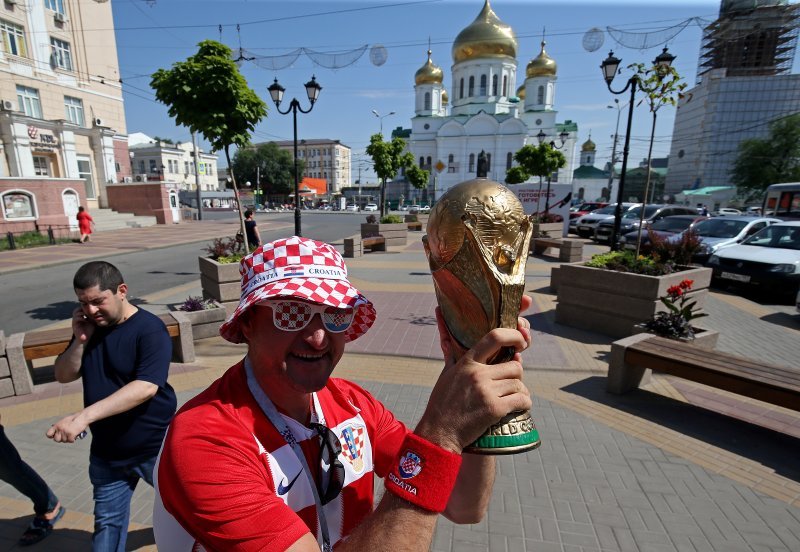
[422,152,540,454]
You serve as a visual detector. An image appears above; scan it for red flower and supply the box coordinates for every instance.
[679,279,693,290]
[667,285,683,298]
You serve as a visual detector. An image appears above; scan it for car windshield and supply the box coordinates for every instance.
[650,217,693,232]
[623,206,660,219]
[693,218,747,238]
[593,205,617,215]
[742,225,800,250]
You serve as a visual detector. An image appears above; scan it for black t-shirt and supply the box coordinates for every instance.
[81,309,177,466]
[245,219,259,246]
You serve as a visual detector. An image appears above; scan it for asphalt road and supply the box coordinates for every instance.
[0,212,370,334]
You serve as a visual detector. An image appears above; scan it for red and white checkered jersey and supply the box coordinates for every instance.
[153,361,408,551]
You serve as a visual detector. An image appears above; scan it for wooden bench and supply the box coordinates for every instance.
[2,313,194,397]
[406,221,423,231]
[607,334,800,412]
[531,237,583,262]
[343,235,386,258]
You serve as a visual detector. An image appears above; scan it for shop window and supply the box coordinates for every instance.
[1,19,28,57]
[33,156,49,176]
[3,190,35,219]
[16,85,42,119]
[64,96,84,126]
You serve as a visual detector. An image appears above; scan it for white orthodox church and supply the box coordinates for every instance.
[408,0,579,201]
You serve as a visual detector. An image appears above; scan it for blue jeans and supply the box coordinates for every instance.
[0,424,59,516]
[89,454,155,552]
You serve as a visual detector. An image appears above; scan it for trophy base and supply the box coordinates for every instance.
[464,410,541,455]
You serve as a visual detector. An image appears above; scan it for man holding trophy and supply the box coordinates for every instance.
[154,165,538,550]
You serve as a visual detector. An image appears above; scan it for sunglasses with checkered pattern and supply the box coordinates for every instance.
[310,423,345,505]
[260,300,355,333]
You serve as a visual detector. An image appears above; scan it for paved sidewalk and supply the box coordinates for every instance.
[1,225,798,550]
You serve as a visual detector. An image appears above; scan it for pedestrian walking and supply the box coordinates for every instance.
[77,206,95,243]
[244,209,261,249]
[153,236,533,551]
[0,414,65,546]
[47,261,177,552]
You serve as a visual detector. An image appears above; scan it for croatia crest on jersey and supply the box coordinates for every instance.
[398,450,422,479]
[339,425,365,474]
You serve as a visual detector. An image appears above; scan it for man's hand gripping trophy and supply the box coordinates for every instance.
[421,174,540,454]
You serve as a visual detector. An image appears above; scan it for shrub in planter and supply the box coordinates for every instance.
[380,214,404,224]
[642,279,707,340]
[178,295,220,312]
[203,237,245,264]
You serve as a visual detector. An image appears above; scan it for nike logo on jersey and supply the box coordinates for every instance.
[277,471,302,495]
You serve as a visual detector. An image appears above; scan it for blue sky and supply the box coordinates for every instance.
[113,0,751,182]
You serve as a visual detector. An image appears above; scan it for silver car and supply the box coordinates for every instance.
[575,203,637,239]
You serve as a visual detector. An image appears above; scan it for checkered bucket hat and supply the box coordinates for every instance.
[219,236,376,343]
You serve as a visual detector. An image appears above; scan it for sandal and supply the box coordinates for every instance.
[18,504,65,547]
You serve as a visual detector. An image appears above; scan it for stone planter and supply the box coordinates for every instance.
[532,221,564,238]
[360,223,408,247]
[172,306,227,340]
[198,256,241,314]
[631,323,719,350]
[554,264,712,338]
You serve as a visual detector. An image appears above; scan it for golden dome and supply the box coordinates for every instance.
[452,0,517,64]
[442,89,449,105]
[581,137,596,152]
[415,50,443,85]
[526,41,557,78]
[516,84,525,100]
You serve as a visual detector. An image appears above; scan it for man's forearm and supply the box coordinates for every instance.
[77,380,158,426]
[444,454,495,523]
[53,341,84,383]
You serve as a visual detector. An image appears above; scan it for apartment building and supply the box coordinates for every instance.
[128,133,219,191]
[268,139,351,194]
[0,0,129,211]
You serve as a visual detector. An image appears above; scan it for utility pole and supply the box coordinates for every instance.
[606,100,622,203]
[256,165,260,209]
[192,131,203,220]
[357,164,362,206]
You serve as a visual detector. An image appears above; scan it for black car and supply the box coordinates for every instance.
[595,205,698,243]
[619,215,708,251]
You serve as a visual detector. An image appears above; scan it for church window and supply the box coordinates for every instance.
[419,156,424,167]
[506,152,513,170]
[468,153,475,172]
[480,75,487,96]
[424,92,431,110]
[502,75,507,97]
[426,156,432,168]
[537,85,544,104]
[468,76,474,97]
[492,75,498,96]
[459,78,464,99]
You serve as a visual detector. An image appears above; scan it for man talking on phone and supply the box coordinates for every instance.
[47,261,177,552]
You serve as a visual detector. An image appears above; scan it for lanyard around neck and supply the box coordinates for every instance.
[244,358,332,552]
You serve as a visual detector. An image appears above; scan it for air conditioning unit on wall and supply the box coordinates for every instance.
[54,12,66,24]
[135,175,145,182]
[93,117,104,127]
[123,176,133,183]
[1,100,15,111]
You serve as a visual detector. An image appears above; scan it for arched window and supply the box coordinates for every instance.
[502,75,507,97]
[459,78,464,99]
[448,154,454,163]
[424,92,431,110]
[426,156,432,167]
[537,85,544,104]
[419,156,424,167]
[468,153,475,172]
[492,75,498,96]
[479,75,487,96]
[468,76,475,97]
[579,187,586,200]
[506,152,513,170]
[1,190,36,219]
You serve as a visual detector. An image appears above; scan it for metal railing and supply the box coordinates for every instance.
[3,224,79,251]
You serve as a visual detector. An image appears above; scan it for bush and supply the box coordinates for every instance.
[649,228,702,267]
[203,237,245,264]
[178,296,219,312]
[585,250,675,276]
[380,214,403,224]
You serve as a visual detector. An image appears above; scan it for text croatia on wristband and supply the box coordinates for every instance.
[384,433,462,512]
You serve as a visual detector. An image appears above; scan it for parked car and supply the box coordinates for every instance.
[715,207,742,216]
[708,221,800,294]
[619,215,708,252]
[345,204,359,212]
[595,204,698,243]
[399,205,409,211]
[568,202,608,234]
[363,203,378,212]
[574,203,637,239]
[419,205,431,213]
[690,216,783,264]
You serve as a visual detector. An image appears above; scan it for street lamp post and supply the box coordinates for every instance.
[600,47,675,250]
[536,129,569,214]
[371,110,395,138]
[267,75,322,237]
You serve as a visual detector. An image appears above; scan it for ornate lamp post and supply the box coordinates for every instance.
[267,75,322,236]
[536,129,570,214]
[600,47,675,250]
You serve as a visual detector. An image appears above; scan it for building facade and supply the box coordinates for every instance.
[128,133,219,191]
[666,0,800,193]
[407,0,579,203]
[268,139,351,194]
[0,0,129,210]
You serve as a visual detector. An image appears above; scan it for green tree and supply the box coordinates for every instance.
[365,133,428,216]
[151,40,267,249]
[731,113,800,202]
[505,143,566,214]
[232,142,305,202]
